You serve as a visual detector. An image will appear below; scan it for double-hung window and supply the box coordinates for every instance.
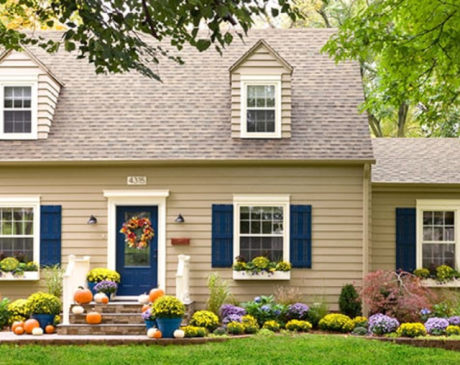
[241,76,281,138]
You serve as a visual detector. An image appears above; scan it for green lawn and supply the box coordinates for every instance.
[1,335,460,365]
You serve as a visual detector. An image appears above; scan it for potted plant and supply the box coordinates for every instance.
[232,256,292,280]
[93,280,118,300]
[0,257,38,280]
[152,295,185,338]
[26,292,61,330]
[86,268,121,295]
[141,307,157,330]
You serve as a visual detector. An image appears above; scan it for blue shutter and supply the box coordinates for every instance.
[396,208,416,272]
[290,205,312,268]
[212,204,233,268]
[40,205,62,266]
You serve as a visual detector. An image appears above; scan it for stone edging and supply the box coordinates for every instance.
[367,336,460,351]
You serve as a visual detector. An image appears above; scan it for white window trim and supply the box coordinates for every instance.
[0,196,41,267]
[233,194,290,262]
[103,190,169,296]
[416,199,460,270]
[0,76,38,140]
[240,75,282,139]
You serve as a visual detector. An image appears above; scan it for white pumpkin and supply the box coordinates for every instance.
[147,328,158,338]
[72,305,85,315]
[94,292,108,303]
[138,293,150,305]
[173,329,185,338]
[32,327,44,336]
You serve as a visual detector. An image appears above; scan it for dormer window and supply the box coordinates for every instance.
[241,75,281,138]
[0,76,38,140]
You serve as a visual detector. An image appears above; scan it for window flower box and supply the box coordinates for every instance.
[233,271,290,280]
[421,278,460,288]
[0,271,39,281]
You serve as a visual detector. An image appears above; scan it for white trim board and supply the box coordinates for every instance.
[104,190,169,293]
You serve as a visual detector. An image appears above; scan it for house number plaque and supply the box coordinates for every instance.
[127,176,147,185]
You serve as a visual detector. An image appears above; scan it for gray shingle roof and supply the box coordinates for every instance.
[0,29,373,163]
[372,138,460,184]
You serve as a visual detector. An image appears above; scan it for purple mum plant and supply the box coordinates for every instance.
[141,308,155,321]
[287,303,309,320]
[219,304,246,320]
[425,317,449,335]
[368,314,399,335]
[449,316,460,326]
[94,280,118,294]
[222,314,243,326]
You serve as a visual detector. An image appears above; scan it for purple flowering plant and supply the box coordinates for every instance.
[141,308,156,321]
[219,304,246,320]
[425,317,449,335]
[368,314,399,335]
[222,314,243,326]
[94,280,118,294]
[449,316,460,326]
[242,295,287,326]
[287,303,310,320]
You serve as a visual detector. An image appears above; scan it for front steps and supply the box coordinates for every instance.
[57,300,195,336]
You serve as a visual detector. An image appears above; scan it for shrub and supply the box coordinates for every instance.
[286,303,309,320]
[425,317,449,335]
[41,265,64,298]
[219,304,246,320]
[205,273,230,315]
[7,299,29,324]
[307,300,329,328]
[396,323,427,338]
[436,265,456,283]
[227,321,244,335]
[273,286,304,305]
[286,320,312,332]
[26,292,61,315]
[242,295,286,326]
[241,315,259,334]
[262,320,281,332]
[190,310,219,332]
[449,316,460,326]
[339,284,362,318]
[213,327,227,336]
[447,325,460,336]
[256,328,276,337]
[183,325,207,338]
[362,270,435,323]
[352,327,368,336]
[318,314,354,333]
[353,316,368,329]
[368,314,399,335]
[0,298,10,330]
[413,268,430,279]
[152,296,185,318]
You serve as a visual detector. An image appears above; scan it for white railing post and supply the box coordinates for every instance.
[62,255,91,325]
[176,254,191,304]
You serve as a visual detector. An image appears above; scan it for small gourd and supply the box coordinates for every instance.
[72,305,85,315]
[149,288,165,303]
[86,308,102,324]
[138,293,150,305]
[74,286,93,304]
[45,325,55,334]
[147,328,157,338]
[94,292,108,303]
[32,327,44,336]
[13,326,24,335]
[173,329,185,338]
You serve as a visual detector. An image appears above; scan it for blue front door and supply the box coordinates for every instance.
[116,206,158,296]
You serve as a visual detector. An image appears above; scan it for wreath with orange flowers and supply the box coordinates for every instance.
[119,216,154,249]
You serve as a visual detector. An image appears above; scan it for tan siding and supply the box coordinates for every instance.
[0,51,62,140]
[0,164,365,310]
[231,44,292,138]
[371,188,460,271]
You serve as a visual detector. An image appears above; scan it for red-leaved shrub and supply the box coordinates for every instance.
[362,270,437,323]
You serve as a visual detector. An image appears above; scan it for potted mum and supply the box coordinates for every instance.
[152,295,185,338]
[141,307,157,330]
[26,292,62,330]
[93,280,118,300]
[86,268,121,295]
[232,256,291,280]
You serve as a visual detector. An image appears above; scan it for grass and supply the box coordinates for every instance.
[1,335,460,364]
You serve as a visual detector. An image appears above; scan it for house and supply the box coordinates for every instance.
[0,28,453,311]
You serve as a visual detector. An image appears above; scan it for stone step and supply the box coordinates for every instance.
[71,301,143,314]
[70,312,144,325]
[57,324,148,336]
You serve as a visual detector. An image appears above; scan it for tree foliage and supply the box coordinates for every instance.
[0,0,300,80]
[323,0,460,136]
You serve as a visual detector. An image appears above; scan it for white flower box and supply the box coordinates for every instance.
[0,271,40,281]
[422,278,460,288]
[233,271,290,280]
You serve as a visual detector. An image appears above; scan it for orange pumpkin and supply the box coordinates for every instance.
[101,296,109,304]
[45,325,55,334]
[14,326,24,335]
[149,288,165,303]
[12,321,24,332]
[153,329,162,339]
[142,305,150,313]
[86,309,102,324]
[24,319,40,334]
[74,286,93,304]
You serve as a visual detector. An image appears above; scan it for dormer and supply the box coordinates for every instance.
[230,40,293,139]
[0,48,64,140]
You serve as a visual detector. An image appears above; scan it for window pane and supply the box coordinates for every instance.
[240,207,249,220]
[445,211,455,225]
[246,110,275,133]
[422,243,455,268]
[0,237,34,262]
[247,86,256,108]
[4,99,12,108]
[423,211,433,225]
[433,227,443,241]
[240,220,249,234]
[4,111,32,133]
[434,211,444,225]
[239,236,283,261]
[4,87,13,98]
[444,227,455,241]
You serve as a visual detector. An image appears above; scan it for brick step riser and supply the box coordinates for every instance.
[72,303,144,314]
[57,326,148,336]
[70,314,144,325]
